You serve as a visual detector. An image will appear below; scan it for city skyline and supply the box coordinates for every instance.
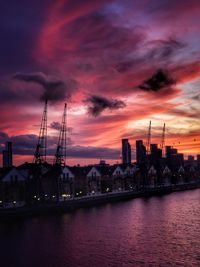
[0,0,200,166]
[1,130,199,168]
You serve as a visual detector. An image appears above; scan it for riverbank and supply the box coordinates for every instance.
[1,181,200,220]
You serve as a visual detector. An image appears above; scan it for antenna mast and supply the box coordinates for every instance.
[54,103,67,166]
[146,120,151,155]
[34,100,48,164]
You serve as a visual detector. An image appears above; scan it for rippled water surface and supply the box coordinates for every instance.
[0,189,200,267]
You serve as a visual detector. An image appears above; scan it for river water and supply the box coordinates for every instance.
[0,189,200,267]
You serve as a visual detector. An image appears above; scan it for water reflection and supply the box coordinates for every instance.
[0,189,200,267]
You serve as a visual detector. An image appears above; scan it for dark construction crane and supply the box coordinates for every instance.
[54,103,67,166]
[161,123,166,157]
[34,100,48,164]
[146,120,151,155]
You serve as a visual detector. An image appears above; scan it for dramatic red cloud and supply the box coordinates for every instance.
[38,0,111,59]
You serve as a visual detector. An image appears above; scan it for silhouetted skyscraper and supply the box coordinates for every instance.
[165,145,184,171]
[149,144,162,167]
[136,140,146,164]
[122,139,131,164]
[2,141,13,168]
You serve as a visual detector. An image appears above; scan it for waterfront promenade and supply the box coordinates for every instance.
[1,181,200,219]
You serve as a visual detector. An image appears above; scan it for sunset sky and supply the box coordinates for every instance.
[0,0,200,166]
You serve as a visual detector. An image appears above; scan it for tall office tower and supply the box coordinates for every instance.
[150,144,162,166]
[2,141,13,168]
[122,139,131,165]
[136,140,146,164]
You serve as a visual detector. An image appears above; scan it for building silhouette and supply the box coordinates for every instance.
[136,140,146,164]
[122,139,131,164]
[165,146,184,170]
[2,141,13,168]
[149,144,162,166]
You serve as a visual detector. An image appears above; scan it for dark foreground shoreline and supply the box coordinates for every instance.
[1,182,200,220]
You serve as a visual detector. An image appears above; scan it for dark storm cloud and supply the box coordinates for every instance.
[86,95,126,116]
[11,134,39,152]
[0,132,73,155]
[0,133,39,155]
[138,69,176,92]
[50,122,62,131]
[13,72,78,102]
[50,122,73,133]
[0,131,119,160]
[66,145,120,159]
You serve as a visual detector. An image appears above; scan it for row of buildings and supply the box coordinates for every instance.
[0,139,200,209]
[0,158,199,209]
